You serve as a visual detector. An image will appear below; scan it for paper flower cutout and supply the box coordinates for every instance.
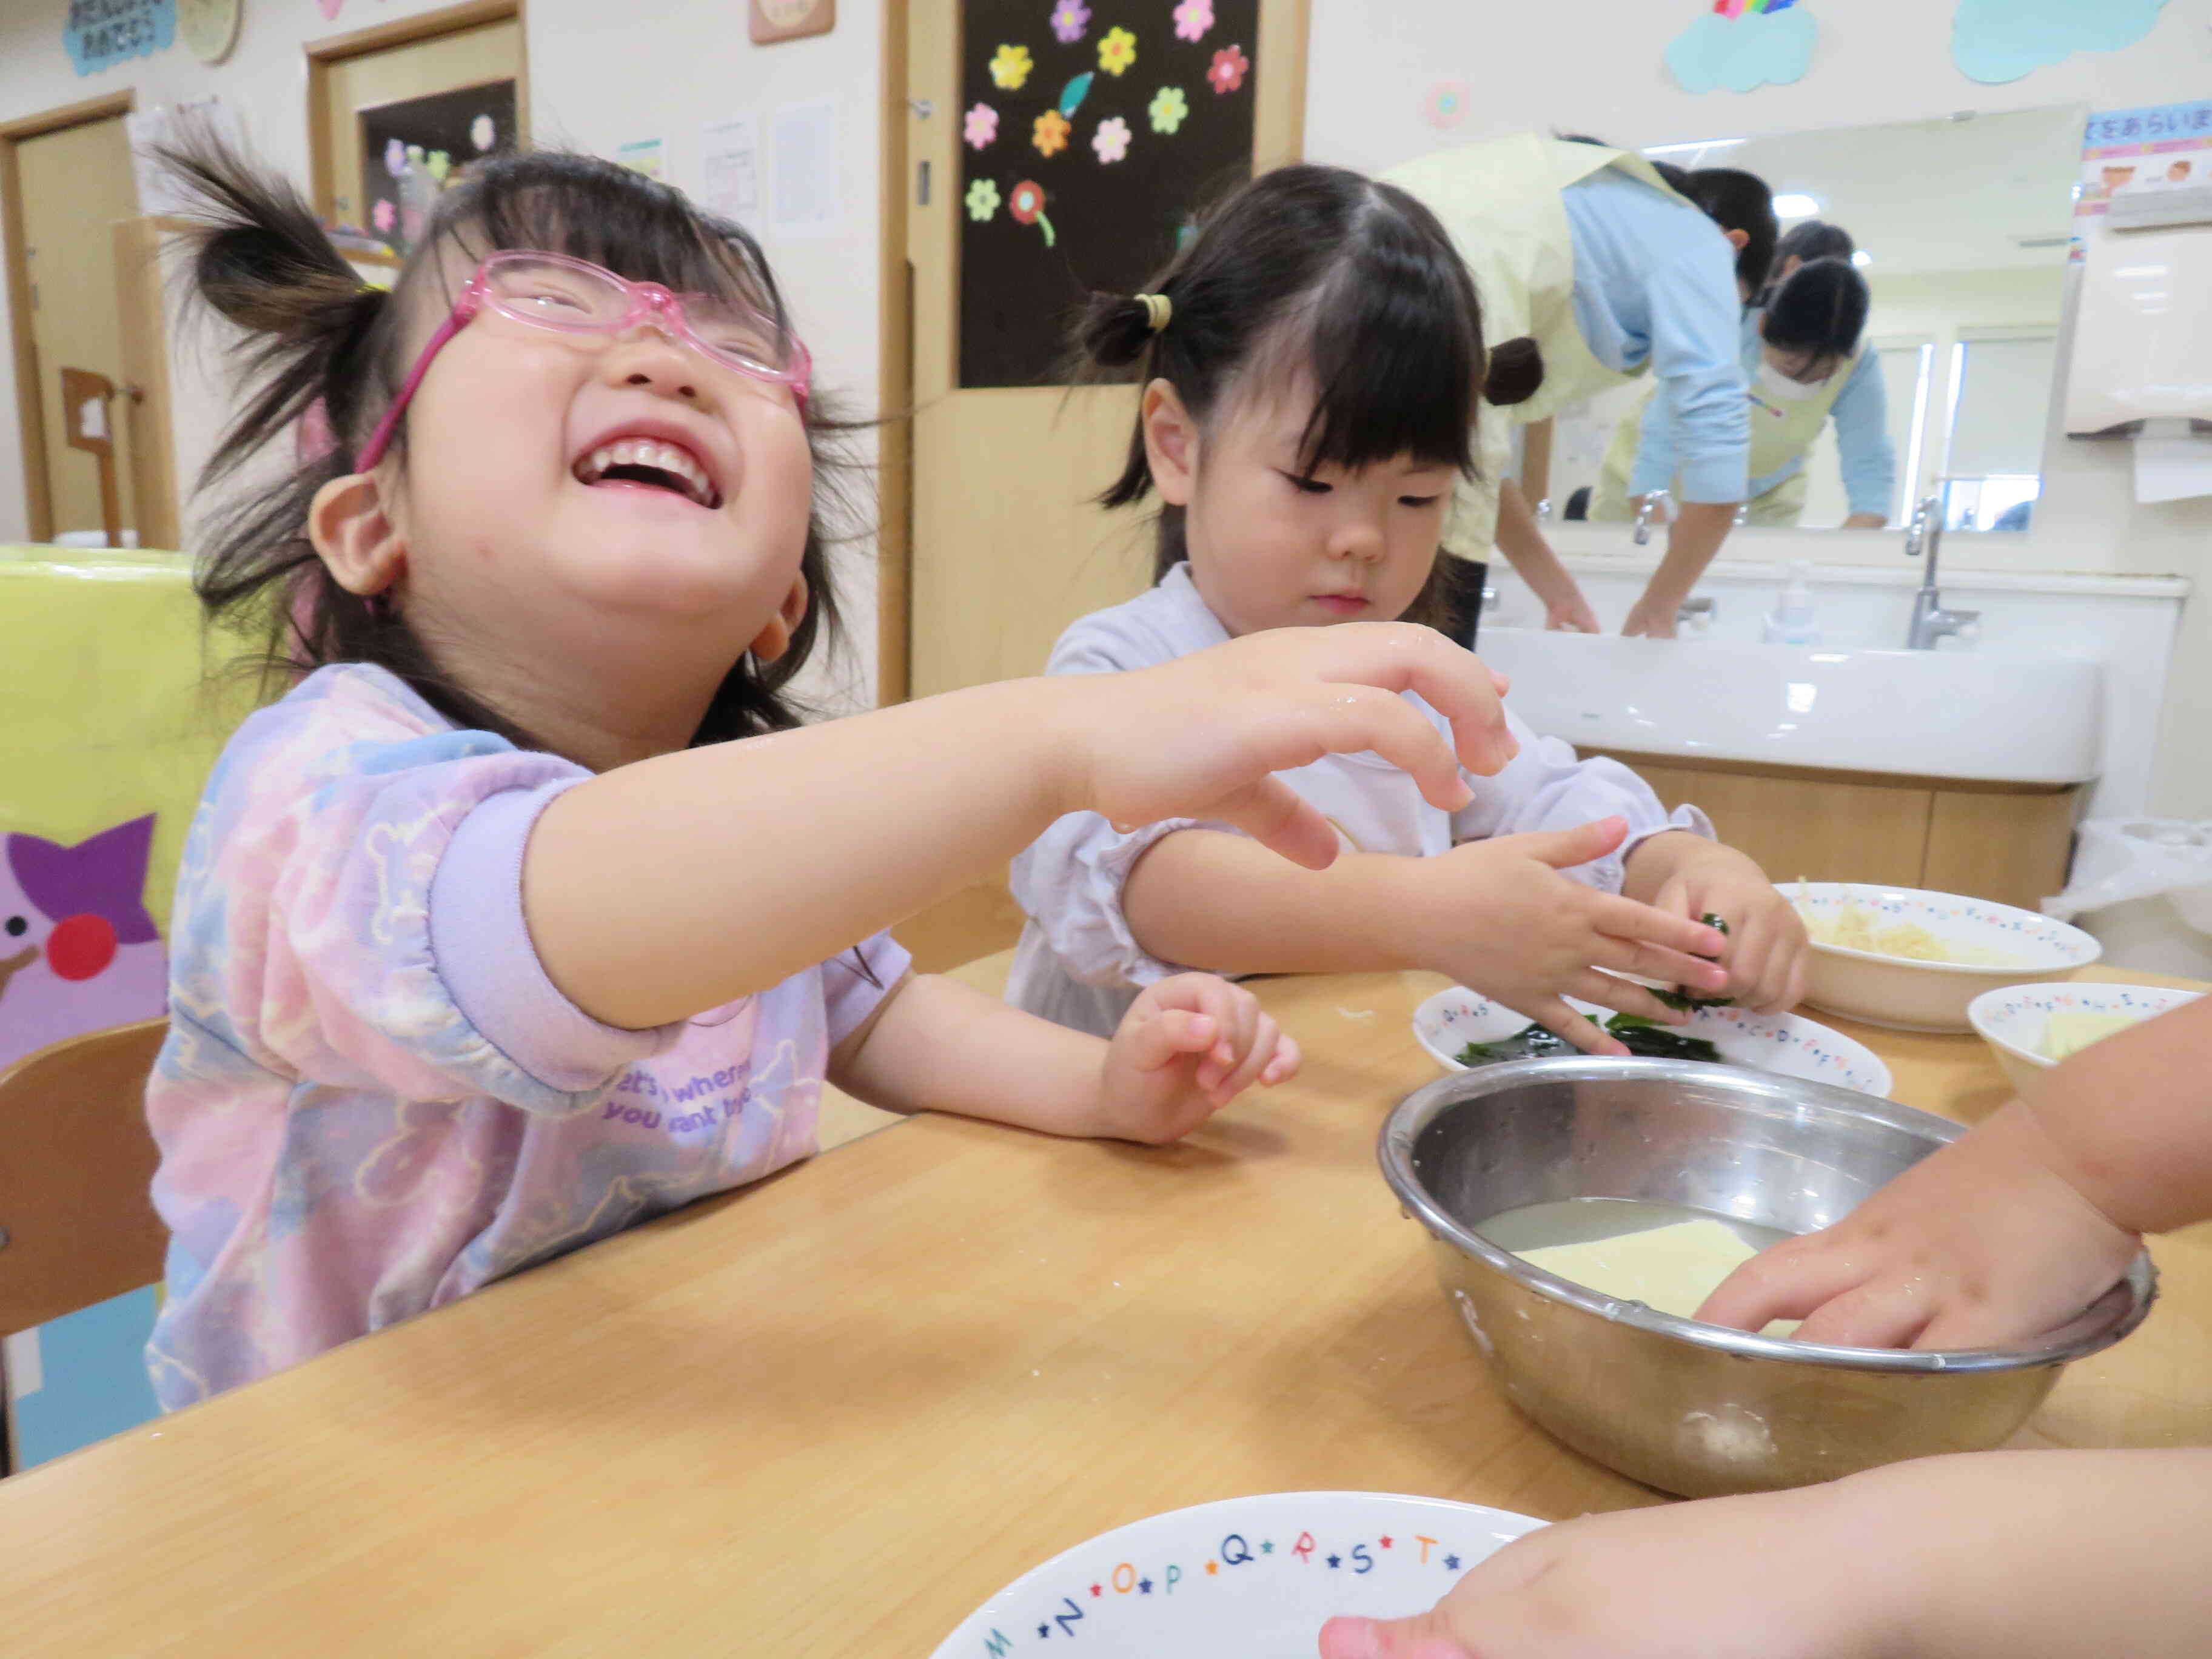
[1034,108,1072,158]
[990,42,1034,90]
[372,198,396,233]
[1665,6,1815,94]
[965,103,999,149]
[384,138,407,178]
[426,150,452,183]
[1207,43,1250,95]
[1050,0,1090,45]
[1099,25,1137,77]
[1009,179,1056,246]
[1148,86,1190,135]
[1424,80,1469,130]
[471,114,496,153]
[1093,116,1132,164]
[1173,0,1215,42]
[1953,0,2166,85]
[965,177,1002,222]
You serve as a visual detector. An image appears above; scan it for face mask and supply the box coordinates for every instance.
[1757,360,1830,404]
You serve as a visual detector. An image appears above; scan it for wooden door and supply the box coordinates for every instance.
[16,113,139,543]
[310,9,525,234]
[898,0,1308,700]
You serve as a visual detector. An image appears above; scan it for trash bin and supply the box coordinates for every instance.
[2043,820,2212,980]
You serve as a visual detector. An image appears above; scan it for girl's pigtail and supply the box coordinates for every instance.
[158,139,392,483]
[1076,289,1164,372]
[1073,289,1172,511]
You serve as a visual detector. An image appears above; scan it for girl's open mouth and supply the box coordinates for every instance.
[572,437,723,509]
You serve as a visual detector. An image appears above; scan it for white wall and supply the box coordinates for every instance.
[1304,0,2212,819]
[0,0,882,712]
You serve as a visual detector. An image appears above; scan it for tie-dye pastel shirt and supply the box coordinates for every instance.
[147,664,906,1409]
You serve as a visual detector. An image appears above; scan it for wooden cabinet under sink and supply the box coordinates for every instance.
[1592,751,2082,913]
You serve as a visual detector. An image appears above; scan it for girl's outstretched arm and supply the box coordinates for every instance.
[831,971,1297,1142]
[523,623,1514,1028]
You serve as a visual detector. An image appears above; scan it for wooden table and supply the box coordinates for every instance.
[3,964,2205,1654]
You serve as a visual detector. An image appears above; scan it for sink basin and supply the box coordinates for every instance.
[1478,630,2103,785]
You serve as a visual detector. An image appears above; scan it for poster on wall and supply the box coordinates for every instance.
[64,0,176,76]
[2071,99,2212,260]
[358,81,518,258]
[958,0,1259,389]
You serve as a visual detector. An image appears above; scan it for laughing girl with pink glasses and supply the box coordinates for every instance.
[142,141,1519,1405]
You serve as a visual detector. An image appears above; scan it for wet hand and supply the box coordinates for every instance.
[1094,974,1300,1142]
[1412,818,1729,1055]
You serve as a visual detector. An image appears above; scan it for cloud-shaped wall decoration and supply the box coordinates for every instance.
[1952,0,2167,86]
[1666,5,1818,96]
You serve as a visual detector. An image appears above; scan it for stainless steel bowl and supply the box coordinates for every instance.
[1379,1059,2157,1498]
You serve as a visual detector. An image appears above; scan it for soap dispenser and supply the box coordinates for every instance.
[1763,562,1820,646]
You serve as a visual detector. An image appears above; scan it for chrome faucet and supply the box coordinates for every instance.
[1632,489,1673,547]
[1903,492,1979,650]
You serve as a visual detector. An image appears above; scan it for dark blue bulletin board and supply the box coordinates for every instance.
[958,1,1259,389]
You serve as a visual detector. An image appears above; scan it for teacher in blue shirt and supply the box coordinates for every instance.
[1594,245,1895,531]
[1385,134,1777,638]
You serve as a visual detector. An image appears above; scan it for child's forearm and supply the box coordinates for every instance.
[830,971,1110,1136]
[526,679,1079,1028]
[2017,994,2212,1236]
[1121,830,1418,977]
[1868,1449,2212,1657]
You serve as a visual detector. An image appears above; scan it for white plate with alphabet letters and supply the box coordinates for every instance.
[930,1491,1544,1657]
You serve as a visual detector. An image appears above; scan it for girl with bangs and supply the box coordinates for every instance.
[1007,166,1807,1051]
[145,142,1529,1405]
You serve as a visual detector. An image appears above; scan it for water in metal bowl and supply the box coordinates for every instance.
[1379,1058,2157,1498]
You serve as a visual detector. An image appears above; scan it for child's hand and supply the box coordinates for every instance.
[1407,817,1731,1055]
[1697,1100,2141,1348]
[1068,623,1517,874]
[1317,1477,1896,1659]
[1093,974,1300,1143]
[1626,834,1807,1013]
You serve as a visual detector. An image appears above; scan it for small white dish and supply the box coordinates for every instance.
[1968,980,2202,1094]
[1786,882,2101,1033]
[1413,984,1893,1099]
[930,1491,1543,1658]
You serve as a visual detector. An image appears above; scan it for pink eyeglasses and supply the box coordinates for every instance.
[355,249,812,468]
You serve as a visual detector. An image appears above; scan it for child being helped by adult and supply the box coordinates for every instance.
[144,140,1524,1407]
[1321,990,2212,1657]
[1005,166,1808,1057]
[1592,225,1895,531]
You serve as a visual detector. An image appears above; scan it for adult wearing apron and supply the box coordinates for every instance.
[1592,255,1895,529]
[1384,135,1776,638]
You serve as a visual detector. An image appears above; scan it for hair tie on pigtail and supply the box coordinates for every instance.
[1135,292,1171,333]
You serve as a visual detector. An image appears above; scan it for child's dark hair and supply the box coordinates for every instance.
[163,137,849,760]
[1071,163,1538,631]
[1774,219,1855,272]
[1761,256,1870,379]
[1652,161,1779,298]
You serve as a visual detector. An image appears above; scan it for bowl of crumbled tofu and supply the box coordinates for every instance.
[1783,882,2102,1033]
[1379,1059,2159,1498]
[1968,980,2204,1094]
